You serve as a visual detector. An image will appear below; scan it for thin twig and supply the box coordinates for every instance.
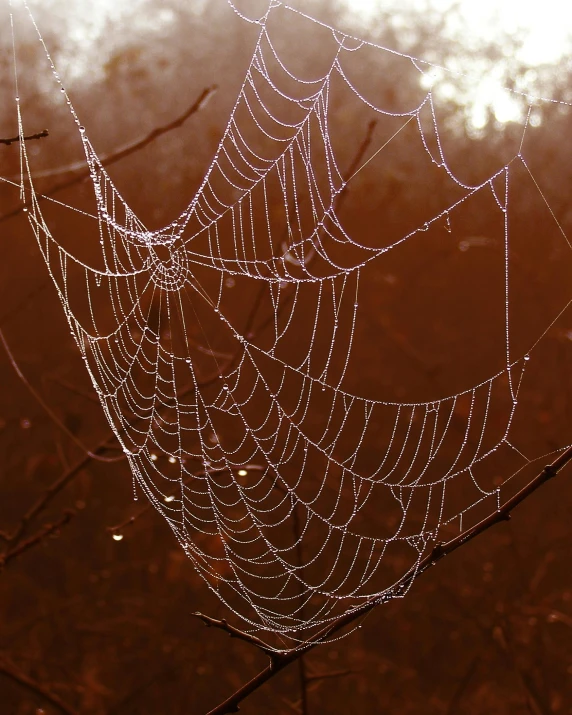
[0,654,77,715]
[297,657,309,715]
[209,128,382,712]
[252,119,377,337]
[0,129,49,146]
[0,86,216,223]
[5,435,115,548]
[1,510,75,569]
[304,668,354,683]
[446,656,479,715]
[205,448,572,715]
[0,326,125,462]
[493,622,549,715]
[42,373,101,404]
[338,119,378,190]
[192,613,282,663]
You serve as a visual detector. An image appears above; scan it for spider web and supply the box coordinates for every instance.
[7,0,572,646]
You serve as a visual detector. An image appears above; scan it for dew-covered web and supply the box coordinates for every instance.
[6,0,572,646]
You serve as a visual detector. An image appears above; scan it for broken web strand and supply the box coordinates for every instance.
[6,0,572,645]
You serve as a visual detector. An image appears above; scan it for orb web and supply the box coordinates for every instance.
[5,0,572,647]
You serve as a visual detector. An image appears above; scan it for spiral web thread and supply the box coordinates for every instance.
[8,0,572,646]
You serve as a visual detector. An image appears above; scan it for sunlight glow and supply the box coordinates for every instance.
[345,0,572,66]
[24,0,571,130]
[345,0,572,127]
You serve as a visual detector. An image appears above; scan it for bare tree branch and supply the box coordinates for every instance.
[0,326,126,464]
[446,656,479,715]
[192,613,282,663]
[1,510,75,569]
[205,448,572,715]
[0,86,216,223]
[297,657,309,715]
[0,654,77,714]
[0,129,49,146]
[304,668,354,684]
[4,435,116,548]
[493,622,550,715]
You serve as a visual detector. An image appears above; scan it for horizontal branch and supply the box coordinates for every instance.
[206,447,572,715]
[0,129,49,146]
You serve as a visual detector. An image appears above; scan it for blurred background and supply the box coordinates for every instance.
[1,0,572,712]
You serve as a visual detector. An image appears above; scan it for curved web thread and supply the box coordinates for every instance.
[10,0,571,645]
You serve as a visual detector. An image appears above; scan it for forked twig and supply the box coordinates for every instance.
[205,449,572,715]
